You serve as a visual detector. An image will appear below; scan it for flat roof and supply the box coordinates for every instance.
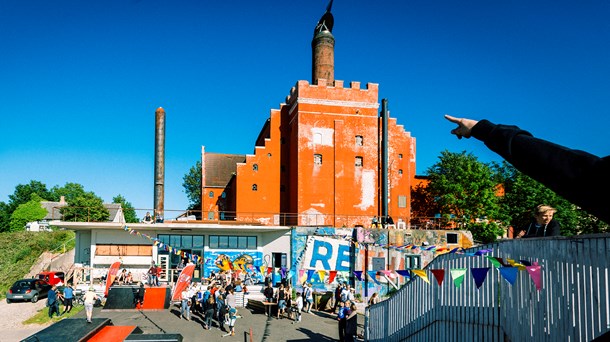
[51,221,292,233]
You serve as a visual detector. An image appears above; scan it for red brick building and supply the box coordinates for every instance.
[200,6,416,229]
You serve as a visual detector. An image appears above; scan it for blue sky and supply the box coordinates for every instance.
[1,1,609,214]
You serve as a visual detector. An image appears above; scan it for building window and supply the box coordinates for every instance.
[447,233,459,244]
[355,156,363,167]
[221,192,226,199]
[405,254,421,269]
[267,153,272,158]
[208,191,214,198]
[208,212,214,220]
[398,169,403,175]
[252,184,258,191]
[209,235,257,249]
[398,195,407,208]
[313,133,322,145]
[314,154,322,165]
[399,153,403,159]
[355,135,363,146]
[253,164,258,171]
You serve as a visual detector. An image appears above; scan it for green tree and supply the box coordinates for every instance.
[112,194,139,223]
[50,182,87,203]
[9,193,48,232]
[182,160,202,209]
[427,151,501,222]
[1,180,53,232]
[60,188,109,222]
[468,221,505,244]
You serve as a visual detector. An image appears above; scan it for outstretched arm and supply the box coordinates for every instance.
[444,115,479,139]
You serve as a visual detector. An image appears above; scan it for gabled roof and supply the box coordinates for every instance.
[39,200,124,222]
[205,153,245,187]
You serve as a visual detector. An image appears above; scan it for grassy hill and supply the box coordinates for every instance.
[0,230,75,299]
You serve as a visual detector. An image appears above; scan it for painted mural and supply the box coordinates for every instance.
[203,250,262,278]
[291,226,475,298]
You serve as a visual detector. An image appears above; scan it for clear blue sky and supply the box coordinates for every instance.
[1,1,609,214]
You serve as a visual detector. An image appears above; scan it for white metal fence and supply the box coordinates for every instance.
[366,234,610,341]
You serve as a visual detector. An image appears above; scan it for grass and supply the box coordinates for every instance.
[23,304,84,325]
[0,230,75,299]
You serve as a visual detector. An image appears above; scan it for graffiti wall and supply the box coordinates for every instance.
[203,250,262,278]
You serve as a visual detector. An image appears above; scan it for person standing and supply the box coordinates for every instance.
[292,291,304,324]
[84,287,98,323]
[519,205,562,238]
[303,283,314,313]
[148,262,159,287]
[227,306,238,337]
[333,283,343,313]
[368,292,379,306]
[180,288,191,320]
[276,284,287,319]
[336,301,349,342]
[47,285,60,318]
[203,296,215,330]
[61,283,74,314]
[345,303,359,342]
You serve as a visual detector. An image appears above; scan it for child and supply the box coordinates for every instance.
[292,291,303,324]
[225,307,237,337]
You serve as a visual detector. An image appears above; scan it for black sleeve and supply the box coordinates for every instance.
[471,120,610,223]
[547,220,562,237]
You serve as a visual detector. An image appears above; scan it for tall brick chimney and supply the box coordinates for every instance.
[312,0,335,85]
[154,107,165,219]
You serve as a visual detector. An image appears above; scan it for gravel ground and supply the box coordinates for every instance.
[0,298,51,342]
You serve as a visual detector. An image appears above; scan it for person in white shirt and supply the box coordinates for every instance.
[292,292,304,324]
[181,288,191,320]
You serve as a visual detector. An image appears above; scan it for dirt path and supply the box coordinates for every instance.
[0,299,51,341]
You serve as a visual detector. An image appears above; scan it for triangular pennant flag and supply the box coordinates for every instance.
[498,267,519,285]
[353,271,363,281]
[298,269,305,279]
[430,269,445,286]
[526,265,543,290]
[382,270,392,277]
[280,267,286,278]
[519,259,532,266]
[471,267,490,289]
[367,271,380,284]
[474,249,492,256]
[450,269,467,288]
[307,269,315,282]
[486,256,502,268]
[318,270,326,282]
[411,270,430,284]
[328,270,338,284]
[496,257,508,266]
[267,267,273,275]
[395,270,411,279]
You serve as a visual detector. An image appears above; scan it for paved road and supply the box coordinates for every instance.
[53,304,364,342]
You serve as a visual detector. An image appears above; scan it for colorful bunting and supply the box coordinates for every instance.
[450,268,467,288]
[396,270,411,279]
[367,271,380,284]
[411,270,430,284]
[328,270,338,284]
[526,266,542,290]
[471,267,490,289]
[498,267,518,285]
[485,256,503,268]
[353,271,363,281]
[307,269,315,283]
[318,270,326,283]
[430,269,445,286]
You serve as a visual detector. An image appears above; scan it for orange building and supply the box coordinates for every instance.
[200,5,416,229]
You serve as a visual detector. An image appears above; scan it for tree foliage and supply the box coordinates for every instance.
[113,194,138,223]
[427,150,501,223]
[60,191,109,222]
[9,194,47,232]
[182,160,202,209]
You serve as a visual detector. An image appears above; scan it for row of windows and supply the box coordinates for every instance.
[209,235,257,250]
[156,234,257,250]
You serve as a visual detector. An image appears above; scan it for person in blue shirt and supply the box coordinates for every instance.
[336,300,350,342]
[47,285,60,318]
[61,283,74,314]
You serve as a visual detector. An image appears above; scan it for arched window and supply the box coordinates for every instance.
[314,154,323,165]
[208,191,214,198]
[253,164,258,171]
[252,184,258,191]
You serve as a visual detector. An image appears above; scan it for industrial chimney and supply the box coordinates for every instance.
[312,0,335,85]
[154,107,165,221]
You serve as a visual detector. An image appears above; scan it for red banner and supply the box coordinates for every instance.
[104,261,121,296]
[171,264,195,302]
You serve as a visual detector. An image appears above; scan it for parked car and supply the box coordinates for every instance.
[6,279,52,303]
[37,271,65,286]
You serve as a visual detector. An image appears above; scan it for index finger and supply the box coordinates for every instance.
[444,114,460,124]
